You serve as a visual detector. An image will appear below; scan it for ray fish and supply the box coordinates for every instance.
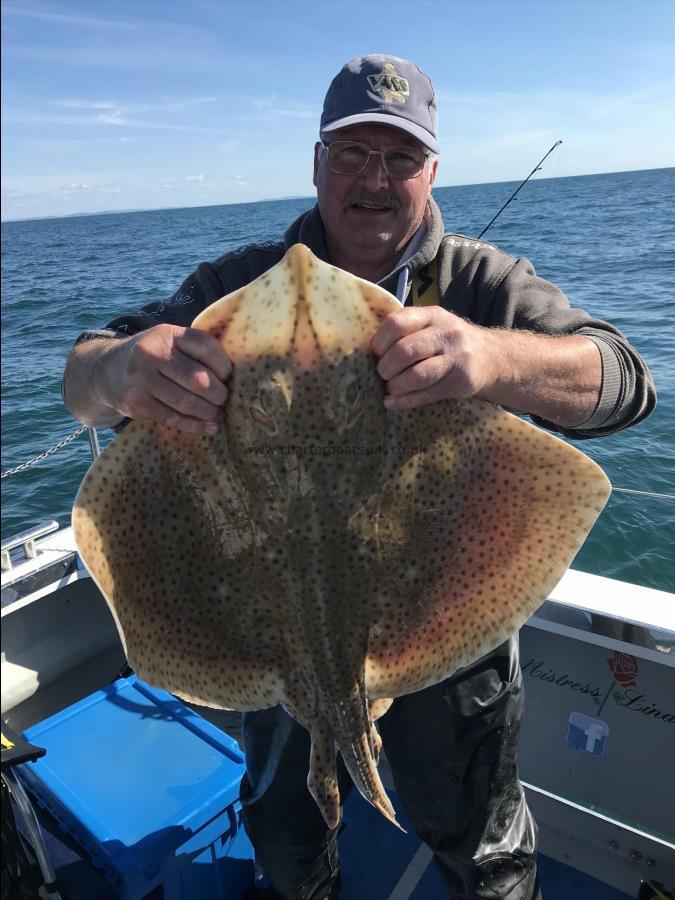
[73,244,611,829]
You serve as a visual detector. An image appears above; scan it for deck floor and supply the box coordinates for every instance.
[340,791,634,900]
[19,786,636,899]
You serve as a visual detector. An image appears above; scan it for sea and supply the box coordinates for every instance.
[2,168,674,592]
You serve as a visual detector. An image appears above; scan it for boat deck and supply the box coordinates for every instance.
[340,790,632,900]
[29,783,634,899]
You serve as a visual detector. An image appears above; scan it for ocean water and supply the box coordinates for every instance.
[2,168,674,591]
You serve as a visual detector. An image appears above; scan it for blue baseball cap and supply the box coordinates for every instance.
[320,55,439,154]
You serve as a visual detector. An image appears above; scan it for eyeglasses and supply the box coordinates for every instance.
[321,140,430,180]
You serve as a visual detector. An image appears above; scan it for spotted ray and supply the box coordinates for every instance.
[72,244,611,829]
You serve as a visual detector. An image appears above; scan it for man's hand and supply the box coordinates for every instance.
[64,325,232,435]
[372,307,493,410]
[371,306,602,427]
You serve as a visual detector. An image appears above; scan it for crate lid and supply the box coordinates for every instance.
[21,676,245,877]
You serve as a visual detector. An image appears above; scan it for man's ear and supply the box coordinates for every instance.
[313,142,322,188]
[428,156,438,189]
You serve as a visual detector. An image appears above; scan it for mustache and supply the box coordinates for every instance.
[343,190,400,210]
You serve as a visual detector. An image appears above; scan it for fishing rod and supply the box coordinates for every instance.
[477,140,563,240]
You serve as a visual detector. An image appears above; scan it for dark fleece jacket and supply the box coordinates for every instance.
[80,198,655,439]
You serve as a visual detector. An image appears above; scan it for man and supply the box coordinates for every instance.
[63,56,655,900]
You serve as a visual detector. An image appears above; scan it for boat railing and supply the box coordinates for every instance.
[1,521,60,573]
[1,425,100,571]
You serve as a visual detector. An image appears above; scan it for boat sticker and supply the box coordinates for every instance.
[521,654,674,726]
[595,651,638,715]
[567,712,609,757]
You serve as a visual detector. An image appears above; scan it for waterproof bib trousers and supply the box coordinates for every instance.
[241,638,540,900]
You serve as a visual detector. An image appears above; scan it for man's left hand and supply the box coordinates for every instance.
[371,306,494,410]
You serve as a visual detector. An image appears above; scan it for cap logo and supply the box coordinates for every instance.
[367,63,409,104]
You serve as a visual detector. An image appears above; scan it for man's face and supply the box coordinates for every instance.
[313,123,438,273]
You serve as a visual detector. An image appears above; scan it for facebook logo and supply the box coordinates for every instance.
[566,712,609,757]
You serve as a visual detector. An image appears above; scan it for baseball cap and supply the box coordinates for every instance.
[320,55,439,154]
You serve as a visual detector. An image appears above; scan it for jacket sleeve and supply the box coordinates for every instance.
[487,256,656,439]
[72,242,285,345]
[73,261,235,345]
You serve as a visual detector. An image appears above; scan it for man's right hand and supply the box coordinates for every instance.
[64,324,232,436]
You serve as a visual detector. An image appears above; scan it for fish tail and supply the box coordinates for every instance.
[327,685,404,831]
[340,728,403,831]
[307,719,341,829]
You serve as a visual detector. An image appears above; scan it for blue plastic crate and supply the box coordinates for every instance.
[20,676,254,899]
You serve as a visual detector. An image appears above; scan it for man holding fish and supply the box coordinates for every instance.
[64,55,654,900]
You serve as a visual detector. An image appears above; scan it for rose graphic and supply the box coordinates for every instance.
[595,651,639,715]
[607,652,639,688]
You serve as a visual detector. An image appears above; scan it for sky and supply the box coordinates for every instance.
[2,0,674,221]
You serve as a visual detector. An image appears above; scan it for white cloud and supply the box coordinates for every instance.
[5,42,227,74]
[436,82,675,137]
[250,95,318,119]
[2,3,141,30]
[2,2,217,46]
[50,181,127,197]
[51,100,119,110]
[1,96,222,136]
[52,97,218,114]
[433,80,675,185]
[1,188,37,201]
[97,110,126,126]
[150,175,215,191]
[4,109,223,134]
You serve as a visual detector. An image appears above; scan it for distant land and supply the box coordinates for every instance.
[1,195,316,225]
[2,167,672,225]
[32,196,311,219]
[2,207,147,223]
[26,208,149,220]
[61,208,146,217]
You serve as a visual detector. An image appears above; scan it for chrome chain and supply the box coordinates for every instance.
[1,425,88,479]
[1,425,673,501]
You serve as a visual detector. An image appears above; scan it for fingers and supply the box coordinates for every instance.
[384,379,463,412]
[383,358,471,411]
[375,328,446,382]
[372,308,488,410]
[385,355,452,400]
[160,345,229,408]
[112,324,233,435]
[130,392,221,436]
[150,372,227,423]
[371,307,435,358]
[174,328,233,384]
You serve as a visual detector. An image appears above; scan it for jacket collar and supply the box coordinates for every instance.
[283,205,330,260]
[282,197,445,293]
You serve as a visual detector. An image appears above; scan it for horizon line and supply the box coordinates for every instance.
[2,164,672,224]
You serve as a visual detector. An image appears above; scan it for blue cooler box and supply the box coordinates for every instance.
[20,676,254,899]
